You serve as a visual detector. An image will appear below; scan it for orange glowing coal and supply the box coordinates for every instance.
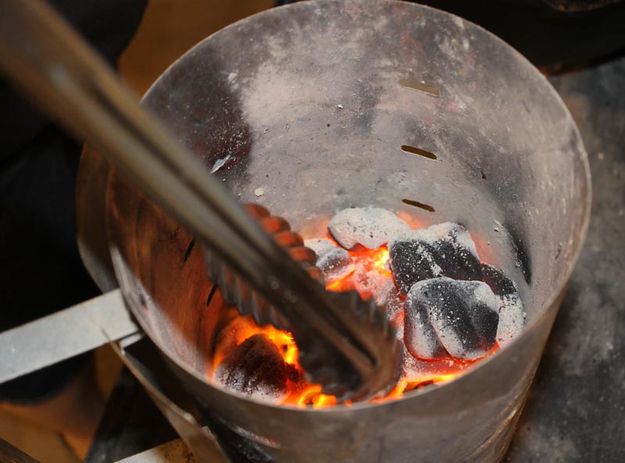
[209,240,497,408]
[326,245,392,292]
[210,313,338,408]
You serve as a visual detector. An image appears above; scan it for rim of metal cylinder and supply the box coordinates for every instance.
[102,0,591,414]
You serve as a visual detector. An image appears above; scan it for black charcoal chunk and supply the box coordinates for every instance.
[389,240,441,293]
[390,222,481,293]
[215,334,297,403]
[426,223,482,281]
[328,207,409,249]
[480,263,516,296]
[405,277,499,360]
[305,239,354,281]
[404,285,446,359]
[480,264,526,346]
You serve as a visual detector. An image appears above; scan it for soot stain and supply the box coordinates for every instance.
[183,239,196,263]
[505,222,532,284]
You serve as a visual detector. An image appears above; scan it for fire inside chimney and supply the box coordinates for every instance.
[208,207,525,407]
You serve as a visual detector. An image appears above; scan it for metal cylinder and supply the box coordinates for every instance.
[96,1,590,461]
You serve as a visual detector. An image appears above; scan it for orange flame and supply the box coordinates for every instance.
[209,233,498,408]
[326,245,391,294]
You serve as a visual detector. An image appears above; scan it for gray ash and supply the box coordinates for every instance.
[496,294,525,347]
[376,285,405,331]
[215,334,299,403]
[328,207,409,249]
[404,278,500,360]
[480,264,526,346]
[304,238,337,257]
[319,248,354,281]
[305,239,354,282]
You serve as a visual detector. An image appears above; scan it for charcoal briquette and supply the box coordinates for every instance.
[480,263,516,296]
[412,222,481,281]
[405,277,500,360]
[403,286,446,359]
[304,239,337,257]
[389,240,441,293]
[390,222,481,293]
[305,239,354,281]
[496,293,525,347]
[317,248,354,281]
[215,334,297,403]
[328,207,409,249]
[480,263,525,346]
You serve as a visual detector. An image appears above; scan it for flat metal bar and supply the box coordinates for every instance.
[116,439,195,463]
[0,289,138,384]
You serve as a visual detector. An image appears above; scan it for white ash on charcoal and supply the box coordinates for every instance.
[304,238,337,257]
[403,285,447,359]
[315,247,354,282]
[400,346,421,378]
[496,295,525,347]
[328,207,409,249]
[480,264,526,346]
[304,239,354,282]
[389,222,482,293]
[404,277,500,360]
[215,334,299,404]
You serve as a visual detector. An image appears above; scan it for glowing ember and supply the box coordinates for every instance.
[326,245,390,292]
[209,234,496,408]
[210,312,340,407]
[206,210,524,408]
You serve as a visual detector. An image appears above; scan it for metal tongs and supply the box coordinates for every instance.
[0,0,400,401]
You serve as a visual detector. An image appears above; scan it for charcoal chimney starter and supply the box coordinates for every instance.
[87,1,591,461]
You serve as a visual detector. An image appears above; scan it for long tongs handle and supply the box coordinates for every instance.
[0,0,398,399]
[0,1,278,296]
